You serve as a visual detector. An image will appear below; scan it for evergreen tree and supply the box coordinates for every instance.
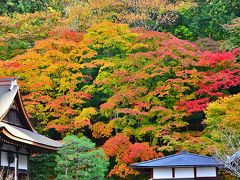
[55,135,109,180]
[29,153,57,180]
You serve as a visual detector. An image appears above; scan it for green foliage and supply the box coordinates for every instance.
[178,0,240,40]
[0,11,60,60]
[0,0,49,15]
[174,25,195,41]
[221,17,240,50]
[1,0,239,42]
[55,135,109,180]
[29,153,57,180]
[85,22,141,58]
[56,0,196,32]
[47,0,240,41]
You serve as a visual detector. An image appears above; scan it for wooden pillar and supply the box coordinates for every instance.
[194,167,197,180]
[151,168,153,180]
[171,167,175,178]
[0,143,3,167]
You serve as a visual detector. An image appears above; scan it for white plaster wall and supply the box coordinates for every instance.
[1,150,28,170]
[175,168,194,178]
[196,167,216,177]
[153,168,172,179]
[1,151,8,166]
[18,155,28,170]
[1,152,16,167]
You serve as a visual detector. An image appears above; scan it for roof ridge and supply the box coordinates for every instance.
[132,153,181,165]
[132,151,220,167]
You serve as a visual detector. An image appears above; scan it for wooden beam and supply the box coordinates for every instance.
[194,167,197,179]
[172,168,175,178]
[151,168,153,179]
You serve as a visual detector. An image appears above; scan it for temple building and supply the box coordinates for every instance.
[0,78,63,179]
[131,150,223,180]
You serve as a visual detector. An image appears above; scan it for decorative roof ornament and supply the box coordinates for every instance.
[9,78,17,91]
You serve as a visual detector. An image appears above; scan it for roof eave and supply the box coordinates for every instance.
[0,126,62,151]
[131,164,222,169]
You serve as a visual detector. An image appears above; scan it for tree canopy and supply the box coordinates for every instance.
[0,0,240,179]
[1,21,239,177]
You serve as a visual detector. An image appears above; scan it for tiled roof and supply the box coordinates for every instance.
[0,78,18,120]
[0,122,63,149]
[132,151,222,168]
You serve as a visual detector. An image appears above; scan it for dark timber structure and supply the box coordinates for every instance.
[0,78,63,180]
[131,151,223,180]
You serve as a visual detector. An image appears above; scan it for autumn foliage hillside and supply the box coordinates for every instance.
[0,22,239,178]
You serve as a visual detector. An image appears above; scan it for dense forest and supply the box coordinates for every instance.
[0,0,239,179]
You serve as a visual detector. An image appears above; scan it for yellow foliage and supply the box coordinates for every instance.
[91,121,115,138]
[205,93,240,136]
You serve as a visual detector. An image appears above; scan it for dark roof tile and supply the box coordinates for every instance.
[132,151,222,168]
